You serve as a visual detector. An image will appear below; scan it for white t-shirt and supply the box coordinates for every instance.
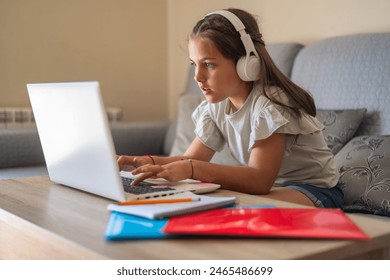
[192,85,340,188]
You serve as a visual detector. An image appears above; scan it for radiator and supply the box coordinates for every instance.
[0,107,123,128]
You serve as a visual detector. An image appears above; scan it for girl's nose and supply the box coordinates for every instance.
[194,68,206,83]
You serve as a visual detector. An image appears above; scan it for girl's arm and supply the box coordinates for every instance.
[117,155,183,171]
[188,133,285,194]
[131,133,285,194]
[117,137,215,170]
[128,137,215,185]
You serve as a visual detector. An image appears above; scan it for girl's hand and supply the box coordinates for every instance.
[116,155,154,171]
[130,160,193,186]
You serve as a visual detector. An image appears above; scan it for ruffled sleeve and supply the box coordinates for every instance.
[249,96,325,149]
[192,100,225,151]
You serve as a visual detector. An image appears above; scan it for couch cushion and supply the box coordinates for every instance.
[335,135,390,217]
[110,122,169,156]
[163,119,178,156]
[316,109,366,154]
[170,94,204,156]
[266,43,303,77]
[291,33,390,136]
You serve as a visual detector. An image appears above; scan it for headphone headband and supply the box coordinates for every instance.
[206,10,261,81]
[207,10,246,32]
[207,10,259,59]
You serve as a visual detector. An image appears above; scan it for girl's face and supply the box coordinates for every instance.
[188,36,250,110]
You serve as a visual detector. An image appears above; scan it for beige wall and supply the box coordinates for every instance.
[0,0,168,122]
[167,0,390,118]
[1,0,390,122]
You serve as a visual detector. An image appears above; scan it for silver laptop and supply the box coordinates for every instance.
[27,81,220,201]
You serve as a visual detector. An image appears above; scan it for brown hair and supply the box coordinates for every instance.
[191,8,316,117]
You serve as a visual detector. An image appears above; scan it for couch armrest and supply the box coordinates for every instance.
[0,127,45,168]
[0,122,169,169]
[110,121,170,156]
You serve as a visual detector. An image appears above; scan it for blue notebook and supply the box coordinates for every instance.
[105,211,169,240]
[105,205,275,240]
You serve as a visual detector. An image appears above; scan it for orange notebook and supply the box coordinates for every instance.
[164,208,369,240]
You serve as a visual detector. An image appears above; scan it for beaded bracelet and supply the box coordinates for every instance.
[144,155,155,165]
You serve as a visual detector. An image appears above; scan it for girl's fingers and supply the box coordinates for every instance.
[117,155,135,166]
[132,164,159,174]
[130,171,154,186]
[117,156,137,171]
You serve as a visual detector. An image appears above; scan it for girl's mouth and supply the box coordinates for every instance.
[201,87,211,94]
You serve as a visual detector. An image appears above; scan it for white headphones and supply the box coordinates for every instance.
[207,10,261,81]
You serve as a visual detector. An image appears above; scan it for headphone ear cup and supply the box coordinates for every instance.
[236,56,261,82]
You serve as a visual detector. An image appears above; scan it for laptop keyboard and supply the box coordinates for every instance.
[121,176,175,195]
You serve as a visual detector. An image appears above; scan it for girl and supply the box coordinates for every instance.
[117,8,343,208]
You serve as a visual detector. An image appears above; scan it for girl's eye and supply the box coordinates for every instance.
[205,63,215,68]
[189,61,215,69]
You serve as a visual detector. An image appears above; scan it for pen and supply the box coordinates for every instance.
[118,197,201,206]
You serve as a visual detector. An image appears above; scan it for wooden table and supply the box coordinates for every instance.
[1,176,390,259]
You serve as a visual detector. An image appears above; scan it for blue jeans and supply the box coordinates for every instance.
[285,182,344,208]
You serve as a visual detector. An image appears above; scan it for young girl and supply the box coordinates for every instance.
[117,8,343,208]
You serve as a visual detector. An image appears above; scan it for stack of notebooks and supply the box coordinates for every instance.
[105,192,369,240]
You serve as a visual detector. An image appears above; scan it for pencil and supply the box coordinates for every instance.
[118,197,201,206]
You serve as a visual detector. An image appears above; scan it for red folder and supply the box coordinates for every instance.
[164,208,369,240]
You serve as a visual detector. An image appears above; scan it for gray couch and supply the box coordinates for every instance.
[1,33,389,218]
